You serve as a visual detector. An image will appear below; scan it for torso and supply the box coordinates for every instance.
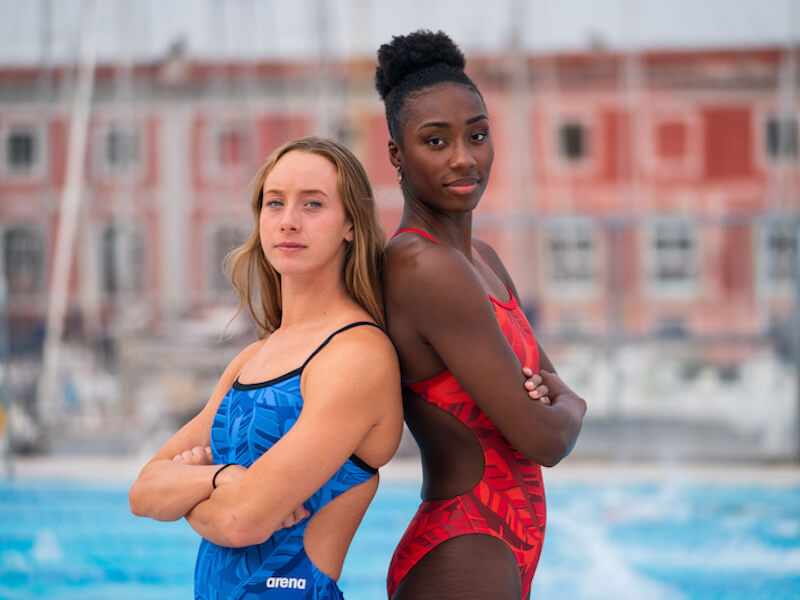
[194,321,382,600]
[384,229,547,599]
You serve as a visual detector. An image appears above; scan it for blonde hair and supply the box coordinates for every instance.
[226,137,385,334]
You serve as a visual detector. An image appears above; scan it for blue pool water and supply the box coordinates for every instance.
[1,478,799,599]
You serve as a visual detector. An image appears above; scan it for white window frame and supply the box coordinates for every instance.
[763,114,798,162]
[542,104,602,177]
[642,108,702,179]
[1,122,46,180]
[94,120,143,180]
[753,105,800,172]
[755,216,796,299]
[97,221,146,299]
[206,222,247,301]
[205,120,254,183]
[543,217,600,298]
[643,216,701,298]
[1,223,45,301]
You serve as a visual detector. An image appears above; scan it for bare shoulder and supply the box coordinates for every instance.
[384,233,483,306]
[472,238,512,282]
[302,323,400,409]
[311,324,397,377]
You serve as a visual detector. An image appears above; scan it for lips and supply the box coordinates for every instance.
[275,242,307,251]
[444,177,480,195]
[445,177,479,187]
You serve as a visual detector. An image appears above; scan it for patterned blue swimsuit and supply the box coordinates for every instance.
[194,322,380,599]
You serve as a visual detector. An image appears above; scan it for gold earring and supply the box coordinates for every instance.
[396,166,403,185]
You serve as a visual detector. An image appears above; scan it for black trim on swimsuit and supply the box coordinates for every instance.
[348,453,379,474]
[232,321,383,474]
[233,321,380,390]
[233,368,303,390]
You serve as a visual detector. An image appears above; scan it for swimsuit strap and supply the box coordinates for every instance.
[392,228,439,243]
[301,321,381,369]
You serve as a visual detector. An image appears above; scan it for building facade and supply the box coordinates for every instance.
[0,45,798,351]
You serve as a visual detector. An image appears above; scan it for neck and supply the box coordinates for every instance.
[399,198,474,255]
[278,260,352,330]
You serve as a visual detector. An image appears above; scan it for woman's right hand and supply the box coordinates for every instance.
[522,367,550,405]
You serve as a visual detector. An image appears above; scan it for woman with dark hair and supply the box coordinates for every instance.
[376,31,587,599]
[129,136,403,599]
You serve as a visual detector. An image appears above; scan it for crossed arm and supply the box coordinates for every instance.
[129,329,403,548]
[385,238,586,467]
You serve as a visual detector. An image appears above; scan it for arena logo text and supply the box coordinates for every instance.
[266,576,307,590]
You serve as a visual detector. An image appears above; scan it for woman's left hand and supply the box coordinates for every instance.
[280,506,311,528]
[522,367,551,405]
[173,446,214,465]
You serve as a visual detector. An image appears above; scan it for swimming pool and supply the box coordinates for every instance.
[1,477,798,599]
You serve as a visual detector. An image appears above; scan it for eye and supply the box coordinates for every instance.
[425,137,445,148]
[472,131,489,142]
[264,198,283,208]
[305,200,323,209]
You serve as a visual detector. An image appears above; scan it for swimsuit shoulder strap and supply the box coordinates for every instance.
[301,321,381,369]
[392,228,439,243]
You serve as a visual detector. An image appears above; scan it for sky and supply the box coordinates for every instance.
[0,0,797,66]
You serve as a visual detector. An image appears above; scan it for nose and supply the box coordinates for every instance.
[449,140,477,171]
[279,203,300,232]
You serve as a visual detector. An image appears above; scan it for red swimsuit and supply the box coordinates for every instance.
[386,229,546,599]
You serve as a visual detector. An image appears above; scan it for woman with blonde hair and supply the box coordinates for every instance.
[130,136,403,599]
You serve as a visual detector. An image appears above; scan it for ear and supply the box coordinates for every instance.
[388,139,401,171]
[344,222,354,243]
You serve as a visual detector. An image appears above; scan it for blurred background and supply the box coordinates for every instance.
[1,1,799,599]
[1,0,798,465]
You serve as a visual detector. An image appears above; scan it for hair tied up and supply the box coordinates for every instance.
[375,30,466,101]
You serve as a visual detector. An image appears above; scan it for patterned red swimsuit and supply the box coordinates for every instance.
[386,229,546,599]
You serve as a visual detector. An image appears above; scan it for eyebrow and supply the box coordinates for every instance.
[263,188,329,197]
[418,114,489,131]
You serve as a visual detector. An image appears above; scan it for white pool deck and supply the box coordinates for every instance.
[4,454,800,486]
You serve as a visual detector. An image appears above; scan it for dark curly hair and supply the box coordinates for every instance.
[375,30,483,140]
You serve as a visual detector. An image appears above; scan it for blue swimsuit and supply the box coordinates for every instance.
[194,322,380,599]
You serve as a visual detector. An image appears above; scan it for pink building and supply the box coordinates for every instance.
[0,45,797,350]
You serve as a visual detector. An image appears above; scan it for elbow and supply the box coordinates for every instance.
[537,396,586,467]
[219,510,276,548]
[129,478,178,521]
[128,481,148,518]
[519,420,582,467]
[530,439,569,468]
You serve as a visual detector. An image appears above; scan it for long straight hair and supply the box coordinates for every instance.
[226,137,386,335]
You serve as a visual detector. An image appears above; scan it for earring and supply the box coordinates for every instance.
[396,166,403,185]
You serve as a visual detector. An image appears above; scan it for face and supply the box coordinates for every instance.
[259,151,353,277]
[390,82,494,213]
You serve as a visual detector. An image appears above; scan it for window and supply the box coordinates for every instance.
[3,226,43,297]
[102,124,140,175]
[646,217,699,293]
[209,122,252,181]
[655,121,687,160]
[766,116,798,160]
[758,219,795,296]
[210,225,245,296]
[4,126,42,176]
[100,223,144,297]
[557,122,588,161]
[546,220,597,292]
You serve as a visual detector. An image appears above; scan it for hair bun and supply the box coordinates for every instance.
[375,30,466,101]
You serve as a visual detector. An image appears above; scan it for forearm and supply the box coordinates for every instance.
[185,498,239,547]
[185,485,279,548]
[546,392,586,464]
[129,460,219,521]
